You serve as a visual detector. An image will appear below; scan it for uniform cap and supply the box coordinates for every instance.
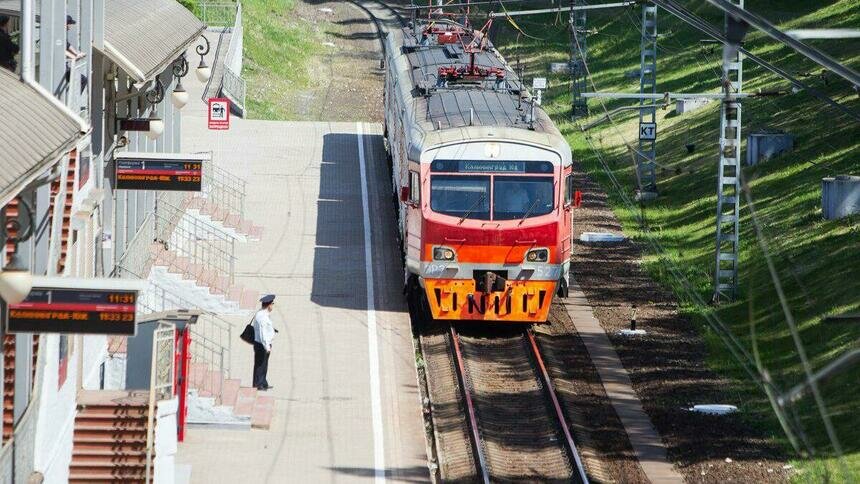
[260,294,276,304]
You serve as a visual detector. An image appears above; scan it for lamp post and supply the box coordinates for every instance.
[171,55,190,109]
[195,35,211,83]
[145,78,165,140]
[0,196,35,304]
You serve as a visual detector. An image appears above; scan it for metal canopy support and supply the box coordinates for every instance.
[713,0,744,303]
[636,4,658,195]
[570,0,589,119]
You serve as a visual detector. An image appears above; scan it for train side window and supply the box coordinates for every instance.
[409,171,420,204]
[564,174,574,206]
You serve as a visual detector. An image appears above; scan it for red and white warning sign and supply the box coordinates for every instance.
[207,98,230,130]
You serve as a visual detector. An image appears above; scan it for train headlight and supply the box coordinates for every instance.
[433,247,456,261]
[526,248,548,263]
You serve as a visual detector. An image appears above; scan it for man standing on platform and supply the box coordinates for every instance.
[252,294,277,390]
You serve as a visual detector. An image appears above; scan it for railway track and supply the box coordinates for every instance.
[449,325,589,483]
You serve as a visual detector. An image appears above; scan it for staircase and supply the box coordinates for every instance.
[187,362,274,430]
[49,150,77,274]
[185,196,262,242]
[69,391,152,482]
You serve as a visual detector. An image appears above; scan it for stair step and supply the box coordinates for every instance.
[72,441,147,452]
[69,474,150,482]
[74,417,148,428]
[233,387,257,416]
[71,452,146,464]
[251,395,275,430]
[221,379,241,407]
[73,429,147,440]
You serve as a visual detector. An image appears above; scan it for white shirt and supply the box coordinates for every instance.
[252,308,276,351]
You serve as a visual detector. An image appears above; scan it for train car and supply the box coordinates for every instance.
[383,19,574,323]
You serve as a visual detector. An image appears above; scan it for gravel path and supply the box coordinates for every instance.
[569,161,790,482]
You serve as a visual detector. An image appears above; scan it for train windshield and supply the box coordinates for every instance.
[493,176,554,220]
[430,175,491,220]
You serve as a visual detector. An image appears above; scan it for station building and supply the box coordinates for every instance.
[0,0,248,481]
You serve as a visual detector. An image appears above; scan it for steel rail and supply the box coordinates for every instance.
[449,325,492,484]
[526,330,590,484]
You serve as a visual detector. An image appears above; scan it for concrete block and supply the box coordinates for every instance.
[675,98,712,114]
[822,175,860,220]
[746,131,794,166]
[549,62,569,74]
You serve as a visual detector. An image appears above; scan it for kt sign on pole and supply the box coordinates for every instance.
[208,97,230,130]
[639,122,657,141]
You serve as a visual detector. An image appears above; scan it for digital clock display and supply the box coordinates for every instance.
[116,159,202,192]
[6,287,138,335]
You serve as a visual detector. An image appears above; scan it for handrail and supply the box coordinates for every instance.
[221,2,246,115]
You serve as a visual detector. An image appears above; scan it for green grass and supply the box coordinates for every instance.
[241,0,323,119]
[495,1,860,481]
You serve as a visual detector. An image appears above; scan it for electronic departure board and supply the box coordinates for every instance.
[6,287,138,335]
[115,158,203,192]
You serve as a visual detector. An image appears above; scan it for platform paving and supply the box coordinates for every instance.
[565,284,684,484]
[174,63,428,479]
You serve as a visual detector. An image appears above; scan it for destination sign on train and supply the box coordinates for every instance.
[5,278,146,336]
[115,152,207,192]
[431,160,553,174]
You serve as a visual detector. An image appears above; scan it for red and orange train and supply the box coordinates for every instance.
[384,19,575,323]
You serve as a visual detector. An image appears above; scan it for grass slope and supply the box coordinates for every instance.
[242,0,324,119]
[496,1,859,481]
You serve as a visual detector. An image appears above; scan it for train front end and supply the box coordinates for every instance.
[415,139,573,323]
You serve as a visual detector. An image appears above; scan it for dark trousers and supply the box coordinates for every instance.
[252,342,270,389]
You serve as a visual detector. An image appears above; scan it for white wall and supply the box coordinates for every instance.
[154,397,179,484]
[32,335,77,484]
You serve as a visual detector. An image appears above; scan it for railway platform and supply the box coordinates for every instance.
[174,58,427,479]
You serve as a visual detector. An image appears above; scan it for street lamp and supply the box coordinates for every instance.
[195,36,211,82]
[171,55,190,110]
[145,78,165,140]
[0,196,35,305]
[0,250,33,305]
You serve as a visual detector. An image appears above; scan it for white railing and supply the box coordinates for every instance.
[221,2,246,116]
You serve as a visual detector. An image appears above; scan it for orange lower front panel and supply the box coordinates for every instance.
[424,279,556,323]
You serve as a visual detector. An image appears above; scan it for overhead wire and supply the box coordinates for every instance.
[566,3,820,453]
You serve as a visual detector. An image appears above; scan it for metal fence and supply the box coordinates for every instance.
[199,2,238,28]
[136,280,234,397]
[221,2,246,116]
[202,158,247,219]
[154,200,238,288]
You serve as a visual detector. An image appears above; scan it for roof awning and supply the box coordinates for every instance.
[99,0,206,83]
[0,69,86,206]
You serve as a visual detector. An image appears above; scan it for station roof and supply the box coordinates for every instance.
[0,69,85,206]
[101,0,206,83]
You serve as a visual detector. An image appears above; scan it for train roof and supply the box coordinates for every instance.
[395,24,560,137]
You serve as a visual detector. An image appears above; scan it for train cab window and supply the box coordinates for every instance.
[493,177,554,220]
[430,175,490,220]
[409,171,420,204]
[564,174,574,206]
